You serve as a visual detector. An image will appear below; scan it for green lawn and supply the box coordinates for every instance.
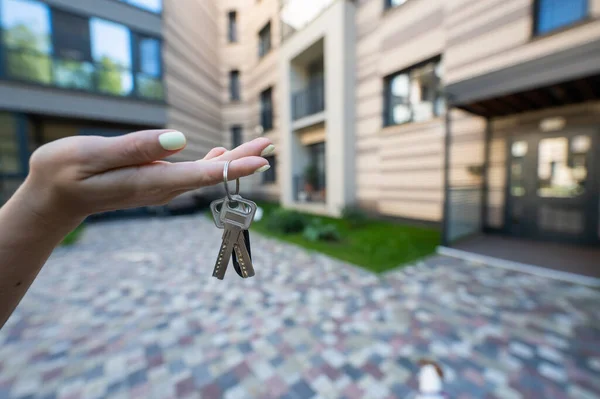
[61,224,86,246]
[248,202,440,273]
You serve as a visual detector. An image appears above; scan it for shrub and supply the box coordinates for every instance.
[341,205,368,228]
[303,220,341,242]
[265,208,308,234]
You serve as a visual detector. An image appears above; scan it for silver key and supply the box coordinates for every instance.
[218,196,257,230]
[212,196,257,279]
[210,194,253,229]
[212,224,242,280]
[233,233,255,278]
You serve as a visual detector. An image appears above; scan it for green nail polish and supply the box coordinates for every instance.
[159,131,186,150]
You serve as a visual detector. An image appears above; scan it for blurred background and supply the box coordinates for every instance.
[0,0,599,398]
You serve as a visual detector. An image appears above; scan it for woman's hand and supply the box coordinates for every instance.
[21,129,273,223]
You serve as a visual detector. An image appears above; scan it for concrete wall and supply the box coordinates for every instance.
[279,0,356,216]
[0,82,168,126]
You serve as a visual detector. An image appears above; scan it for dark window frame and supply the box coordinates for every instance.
[383,55,443,127]
[231,125,242,148]
[260,86,273,132]
[532,0,589,37]
[132,32,165,100]
[384,0,408,10]
[0,0,166,103]
[228,11,237,43]
[262,155,276,184]
[118,0,163,15]
[229,70,240,101]
[258,21,271,58]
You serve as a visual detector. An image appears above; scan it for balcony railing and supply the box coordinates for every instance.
[0,46,165,102]
[292,76,325,121]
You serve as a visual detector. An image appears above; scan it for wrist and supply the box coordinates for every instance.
[15,178,86,232]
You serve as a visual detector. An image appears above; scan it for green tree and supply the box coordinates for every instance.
[96,56,124,95]
[4,24,51,84]
[54,60,94,90]
[137,76,164,100]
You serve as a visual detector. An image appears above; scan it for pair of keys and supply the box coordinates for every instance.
[209,161,257,280]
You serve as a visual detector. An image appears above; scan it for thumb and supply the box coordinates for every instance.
[86,129,187,170]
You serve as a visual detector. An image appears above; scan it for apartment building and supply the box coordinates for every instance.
[0,0,222,207]
[216,0,281,199]
[2,0,599,253]
[274,0,600,253]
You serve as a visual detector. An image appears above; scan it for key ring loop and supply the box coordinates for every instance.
[223,160,240,201]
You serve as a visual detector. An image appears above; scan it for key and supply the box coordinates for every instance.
[209,197,226,229]
[212,196,257,279]
[211,195,254,277]
[212,224,242,280]
[210,194,253,229]
[233,229,252,277]
[218,196,257,230]
[233,231,255,278]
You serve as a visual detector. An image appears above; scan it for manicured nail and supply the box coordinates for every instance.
[260,144,275,157]
[254,165,271,174]
[159,131,186,150]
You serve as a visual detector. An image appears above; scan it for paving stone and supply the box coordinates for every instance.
[0,216,597,398]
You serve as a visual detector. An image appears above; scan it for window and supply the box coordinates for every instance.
[120,0,162,13]
[228,11,237,43]
[135,35,164,99]
[260,87,273,131]
[90,18,133,96]
[258,21,271,58]
[385,0,408,9]
[510,141,528,197]
[1,0,52,84]
[263,156,276,184]
[537,136,589,198]
[230,70,240,101]
[0,0,164,100]
[52,10,94,90]
[535,0,588,35]
[384,57,444,126]
[231,125,242,148]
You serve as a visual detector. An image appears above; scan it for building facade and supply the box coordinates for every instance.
[1,0,599,248]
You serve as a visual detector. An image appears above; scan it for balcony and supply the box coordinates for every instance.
[0,46,167,126]
[1,47,165,101]
[291,75,325,121]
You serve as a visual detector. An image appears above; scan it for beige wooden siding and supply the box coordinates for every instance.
[354,0,447,221]
[216,0,281,196]
[445,0,600,84]
[164,0,222,162]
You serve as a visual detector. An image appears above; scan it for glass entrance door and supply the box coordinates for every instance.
[507,130,599,244]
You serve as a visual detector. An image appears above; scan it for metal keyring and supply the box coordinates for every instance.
[223,160,240,201]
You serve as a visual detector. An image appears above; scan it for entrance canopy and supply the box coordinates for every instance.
[442,39,600,247]
[446,39,600,116]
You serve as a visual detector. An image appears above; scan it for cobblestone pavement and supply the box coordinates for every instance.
[1,215,599,399]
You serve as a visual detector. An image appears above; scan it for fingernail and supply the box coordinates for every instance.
[260,144,275,157]
[254,165,271,174]
[159,131,186,150]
